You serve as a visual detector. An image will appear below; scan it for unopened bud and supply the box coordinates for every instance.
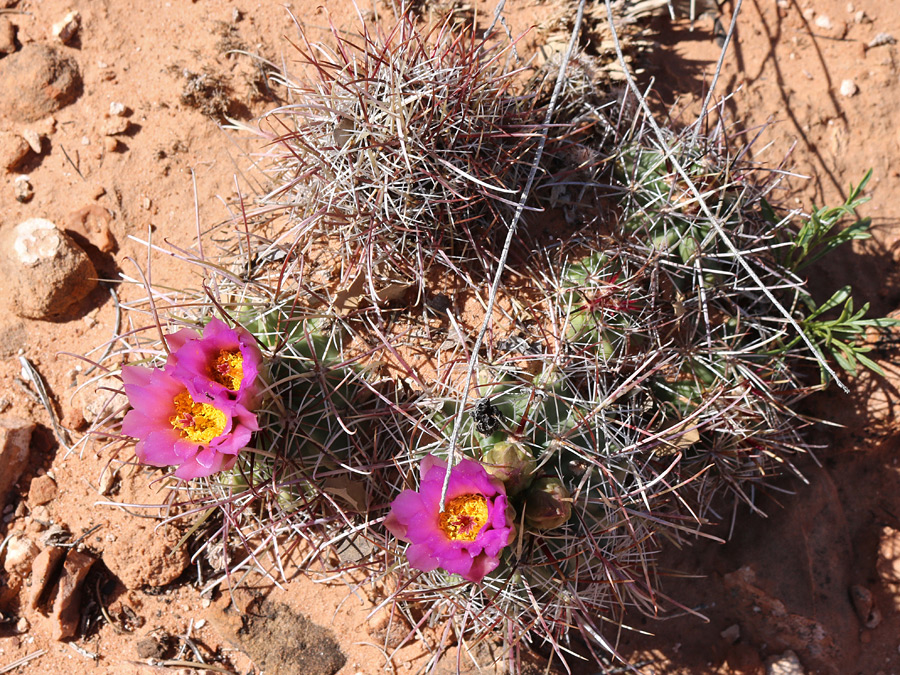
[524,477,572,530]
[483,442,536,496]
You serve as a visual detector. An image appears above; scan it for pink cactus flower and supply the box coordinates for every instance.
[166,318,264,407]
[121,364,258,480]
[385,455,515,584]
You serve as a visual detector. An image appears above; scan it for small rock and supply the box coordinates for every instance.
[840,79,858,97]
[868,33,897,49]
[103,136,118,153]
[79,378,128,424]
[2,533,39,575]
[816,14,834,30]
[0,218,98,320]
[135,635,169,659]
[28,474,58,506]
[102,521,190,588]
[98,465,119,496]
[21,128,42,154]
[51,550,96,640]
[16,616,29,633]
[0,44,81,122]
[195,618,206,629]
[854,10,871,23]
[766,649,805,675]
[0,130,30,171]
[29,545,66,609]
[0,417,34,505]
[64,204,116,253]
[814,14,833,30]
[720,623,741,644]
[108,101,128,117]
[51,10,81,45]
[0,17,16,55]
[14,174,33,202]
[102,116,130,136]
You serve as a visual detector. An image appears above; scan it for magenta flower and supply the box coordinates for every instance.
[385,455,515,583]
[166,318,263,407]
[121,365,258,480]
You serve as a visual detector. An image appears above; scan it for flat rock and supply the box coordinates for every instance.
[0,218,97,320]
[102,520,190,589]
[209,596,345,675]
[0,417,34,504]
[29,545,66,609]
[50,549,96,640]
[0,43,81,122]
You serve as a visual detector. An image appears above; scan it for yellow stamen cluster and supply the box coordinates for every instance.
[169,390,227,443]
[211,349,244,391]
[439,494,489,541]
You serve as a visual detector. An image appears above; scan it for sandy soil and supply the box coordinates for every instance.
[1,0,899,673]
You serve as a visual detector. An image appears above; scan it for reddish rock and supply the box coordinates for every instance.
[0,17,15,55]
[0,129,30,171]
[102,521,190,589]
[0,218,97,320]
[0,44,81,122]
[0,417,34,505]
[28,474,58,506]
[50,549,96,640]
[63,204,116,253]
[28,545,66,609]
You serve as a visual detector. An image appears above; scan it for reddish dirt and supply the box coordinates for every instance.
[1,0,899,673]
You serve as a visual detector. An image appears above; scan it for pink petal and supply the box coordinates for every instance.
[405,542,441,573]
[164,326,200,352]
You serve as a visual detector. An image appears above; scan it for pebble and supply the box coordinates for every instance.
[195,619,207,629]
[21,128,42,154]
[0,44,81,122]
[868,33,897,49]
[0,16,15,55]
[64,204,116,253]
[102,115,130,136]
[0,130,30,171]
[0,418,34,506]
[103,136,119,152]
[109,101,129,117]
[28,474,58,506]
[0,218,98,320]
[51,10,81,45]
[2,534,39,576]
[840,79,859,97]
[16,617,29,633]
[814,14,833,30]
[766,650,805,674]
[14,174,33,203]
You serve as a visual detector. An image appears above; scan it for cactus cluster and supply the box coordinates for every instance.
[89,10,899,675]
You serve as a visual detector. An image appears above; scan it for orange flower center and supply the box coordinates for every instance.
[169,390,227,443]
[210,349,244,391]
[439,494,489,541]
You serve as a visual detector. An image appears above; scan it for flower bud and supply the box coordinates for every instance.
[524,477,572,530]
[482,442,536,497]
